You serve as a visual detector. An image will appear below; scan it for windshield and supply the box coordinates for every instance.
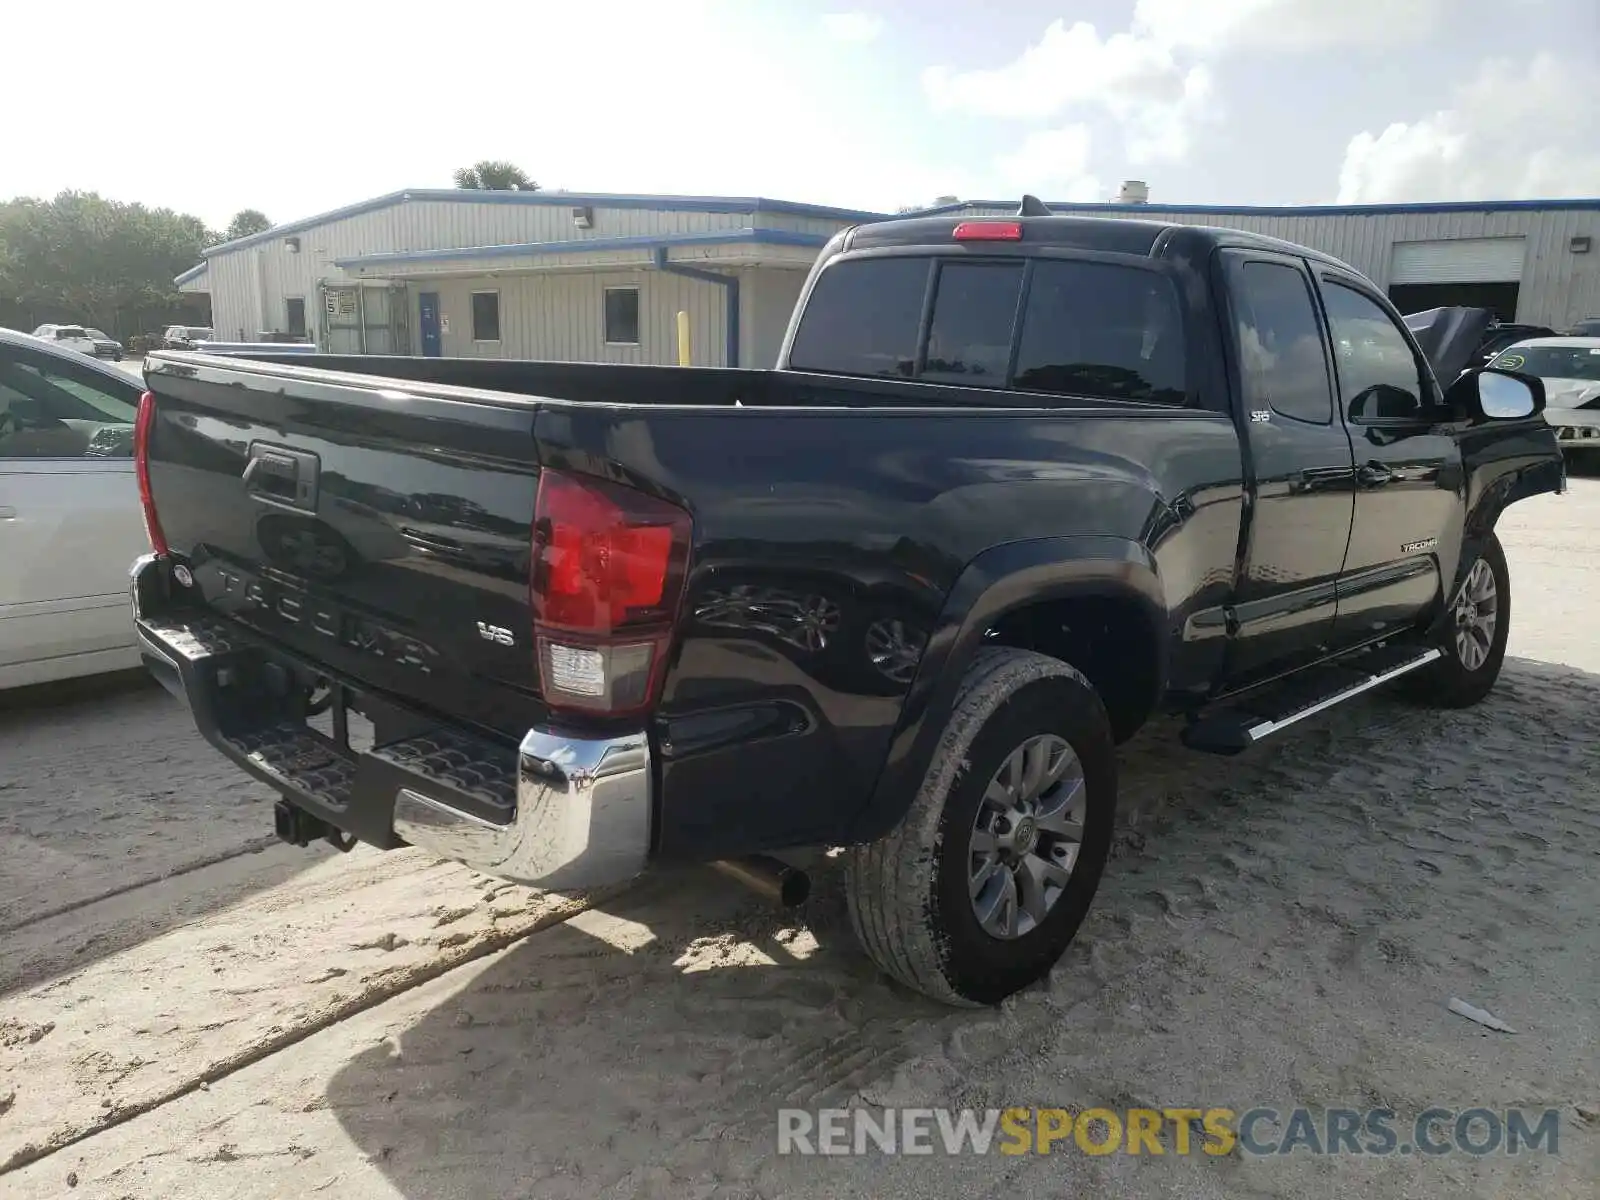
[1492,345,1600,381]
[86,328,110,340]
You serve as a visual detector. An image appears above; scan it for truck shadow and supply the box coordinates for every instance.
[0,671,319,996]
[325,655,1600,1199]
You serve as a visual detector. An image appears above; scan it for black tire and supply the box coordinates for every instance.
[1400,530,1510,709]
[844,646,1117,1006]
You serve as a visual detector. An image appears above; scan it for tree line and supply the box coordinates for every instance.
[0,195,270,340]
[1,162,533,342]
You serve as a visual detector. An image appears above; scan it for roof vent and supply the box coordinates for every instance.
[1017,194,1052,216]
[1118,180,1150,205]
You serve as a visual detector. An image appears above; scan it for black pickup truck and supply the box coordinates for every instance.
[130,204,1564,1006]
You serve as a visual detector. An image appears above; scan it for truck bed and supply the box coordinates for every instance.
[138,348,1243,855]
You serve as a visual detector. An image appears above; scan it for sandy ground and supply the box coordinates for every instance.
[1,477,1597,1199]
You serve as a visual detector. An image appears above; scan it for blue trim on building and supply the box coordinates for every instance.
[652,248,740,369]
[173,262,209,286]
[202,190,886,257]
[333,227,830,270]
[905,197,1600,218]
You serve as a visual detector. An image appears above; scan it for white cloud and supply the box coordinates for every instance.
[994,126,1104,202]
[923,18,1217,171]
[924,20,1191,120]
[820,13,885,44]
[1132,0,1448,53]
[1336,54,1600,202]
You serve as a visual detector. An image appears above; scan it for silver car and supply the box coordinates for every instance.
[1489,336,1600,454]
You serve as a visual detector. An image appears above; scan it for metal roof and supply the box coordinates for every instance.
[201,190,888,257]
[911,197,1600,218]
[333,227,831,270]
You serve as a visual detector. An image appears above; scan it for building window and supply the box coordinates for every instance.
[604,287,640,346]
[471,291,501,342]
[285,297,307,338]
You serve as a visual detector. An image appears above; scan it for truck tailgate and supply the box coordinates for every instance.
[143,356,544,736]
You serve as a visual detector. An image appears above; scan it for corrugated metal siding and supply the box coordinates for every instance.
[202,196,847,345]
[741,268,808,367]
[759,213,863,238]
[955,203,1600,326]
[389,201,750,251]
[422,269,729,366]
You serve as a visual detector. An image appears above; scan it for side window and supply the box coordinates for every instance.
[1014,260,1188,405]
[1228,258,1333,424]
[0,351,139,459]
[787,257,929,378]
[1321,281,1432,422]
[920,262,1023,386]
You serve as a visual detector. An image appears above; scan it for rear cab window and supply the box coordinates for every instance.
[786,252,1189,406]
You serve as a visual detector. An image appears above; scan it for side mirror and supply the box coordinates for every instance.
[1443,367,1545,421]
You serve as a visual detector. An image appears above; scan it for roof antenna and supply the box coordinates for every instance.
[1017,194,1051,216]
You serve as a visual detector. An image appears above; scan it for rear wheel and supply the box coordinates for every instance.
[844,646,1117,1006]
[1401,531,1510,709]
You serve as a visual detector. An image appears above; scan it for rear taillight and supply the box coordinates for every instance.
[134,390,169,556]
[530,469,692,716]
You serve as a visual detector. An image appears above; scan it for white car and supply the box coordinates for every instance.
[162,325,214,350]
[31,324,99,357]
[1489,336,1600,453]
[0,326,148,688]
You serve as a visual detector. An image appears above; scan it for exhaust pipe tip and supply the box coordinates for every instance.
[710,855,811,908]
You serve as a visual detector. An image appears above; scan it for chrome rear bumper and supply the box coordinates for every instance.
[130,552,654,891]
[393,729,653,890]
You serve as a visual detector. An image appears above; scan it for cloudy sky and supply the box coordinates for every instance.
[7,0,1598,228]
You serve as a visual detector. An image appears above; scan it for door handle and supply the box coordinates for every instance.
[1357,462,1393,486]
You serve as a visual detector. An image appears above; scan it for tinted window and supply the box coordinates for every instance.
[788,257,928,378]
[920,263,1023,386]
[471,292,500,342]
[0,351,139,459]
[1322,281,1431,421]
[1229,259,1333,423]
[1013,261,1187,405]
[604,287,640,345]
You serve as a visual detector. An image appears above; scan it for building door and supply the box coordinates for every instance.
[419,292,442,357]
[1387,237,1525,321]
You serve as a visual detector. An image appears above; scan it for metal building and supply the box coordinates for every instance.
[943,192,1600,329]
[175,190,878,367]
[177,189,1600,363]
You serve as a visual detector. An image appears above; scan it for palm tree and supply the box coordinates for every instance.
[225,209,271,239]
[453,161,538,191]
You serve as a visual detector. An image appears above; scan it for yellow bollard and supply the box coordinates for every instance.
[677,310,690,366]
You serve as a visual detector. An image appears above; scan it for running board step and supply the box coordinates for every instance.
[1181,643,1442,755]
